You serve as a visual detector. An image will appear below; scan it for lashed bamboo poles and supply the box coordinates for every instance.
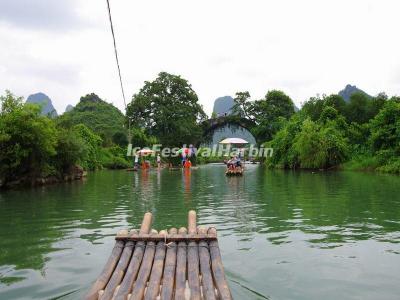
[115,234,217,242]
[187,211,201,300]
[100,231,136,300]
[129,229,158,300]
[85,239,125,300]
[143,229,167,300]
[198,227,216,300]
[86,211,233,300]
[160,228,178,300]
[174,227,187,300]
[208,227,232,299]
[114,212,152,300]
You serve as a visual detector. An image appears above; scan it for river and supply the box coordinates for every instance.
[0,164,399,299]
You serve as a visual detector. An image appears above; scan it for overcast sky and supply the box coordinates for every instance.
[1,0,399,115]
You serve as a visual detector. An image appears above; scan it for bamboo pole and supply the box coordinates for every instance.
[85,235,125,300]
[115,234,217,242]
[208,228,232,300]
[187,211,201,300]
[174,227,187,300]
[101,238,136,300]
[188,211,197,235]
[198,227,216,300]
[129,230,158,300]
[160,228,178,300]
[114,213,153,300]
[144,230,167,300]
[140,213,153,233]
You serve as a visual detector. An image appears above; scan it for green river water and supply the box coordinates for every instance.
[0,164,400,299]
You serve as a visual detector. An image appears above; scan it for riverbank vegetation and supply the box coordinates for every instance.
[0,91,132,188]
[1,71,400,188]
[264,93,400,173]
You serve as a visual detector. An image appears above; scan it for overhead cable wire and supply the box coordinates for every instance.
[105,0,132,141]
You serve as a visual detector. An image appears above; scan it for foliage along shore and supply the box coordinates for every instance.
[0,92,135,189]
[1,71,400,188]
[263,93,400,174]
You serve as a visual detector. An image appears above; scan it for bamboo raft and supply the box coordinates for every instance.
[225,168,243,176]
[86,211,232,300]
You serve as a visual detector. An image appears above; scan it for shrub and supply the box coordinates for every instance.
[0,91,57,183]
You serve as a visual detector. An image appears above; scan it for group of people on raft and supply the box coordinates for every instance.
[133,148,194,170]
[133,153,163,170]
[181,147,193,168]
[225,154,243,174]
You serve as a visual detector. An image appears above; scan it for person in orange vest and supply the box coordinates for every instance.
[184,159,192,168]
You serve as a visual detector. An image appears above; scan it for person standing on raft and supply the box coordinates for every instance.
[157,153,161,168]
[184,159,192,168]
[134,153,139,170]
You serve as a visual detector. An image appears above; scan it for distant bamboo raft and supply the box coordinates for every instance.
[225,168,243,176]
[86,211,232,300]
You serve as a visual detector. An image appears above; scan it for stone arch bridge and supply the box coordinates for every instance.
[200,115,258,146]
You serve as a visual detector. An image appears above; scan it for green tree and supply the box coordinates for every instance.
[318,106,348,130]
[72,124,102,170]
[266,113,305,168]
[293,118,349,169]
[267,107,349,170]
[233,91,252,119]
[129,127,158,148]
[367,100,400,173]
[345,92,371,124]
[251,90,295,142]
[233,90,295,142]
[369,100,400,154]
[368,92,387,119]
[0,91,57,183]
[57,93,126,146]
[53,128,86,173]
[301,96,325,121]
[324,94,347,115]
[293,119,326,168]
[302,94,346,121]
[127,72,207,147]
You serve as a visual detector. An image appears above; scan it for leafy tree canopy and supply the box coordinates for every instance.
[127,72,207,147]
[267,107,349,169]
[0,91,57,182]
[58,93,126,146]
[369,100,400,154]
[0,90,132,188]
[301,92,387,125]
[233,90,295,142]
[302,94,346,121]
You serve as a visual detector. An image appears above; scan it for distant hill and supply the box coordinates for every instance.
[58,93,126,146]
[212,96,235,116]
[65,104,74,113]
[339,84,371,102]
[26,92,58,117]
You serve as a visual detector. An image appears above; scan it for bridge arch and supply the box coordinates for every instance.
[201,116,257,146]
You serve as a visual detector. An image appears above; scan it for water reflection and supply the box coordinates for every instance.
[183,168,192,203]
[0,166,399,299]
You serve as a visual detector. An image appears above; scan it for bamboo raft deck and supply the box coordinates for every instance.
[86,211,232,300]
[225,168,243,176]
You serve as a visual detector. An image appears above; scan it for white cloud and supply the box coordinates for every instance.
[0,0,399,115]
